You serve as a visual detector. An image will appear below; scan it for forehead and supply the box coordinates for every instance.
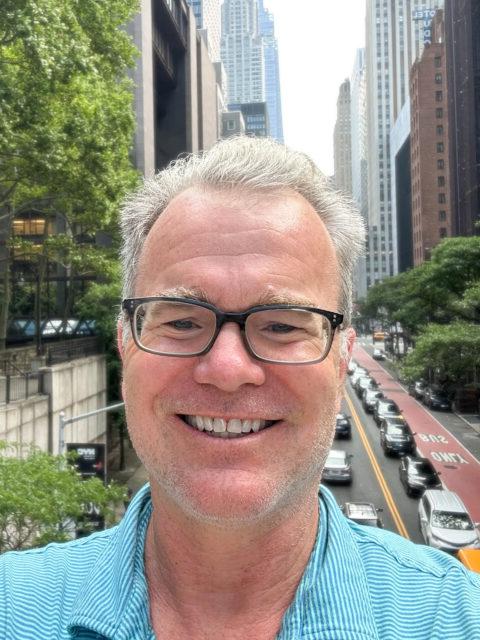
[136,187,340,306]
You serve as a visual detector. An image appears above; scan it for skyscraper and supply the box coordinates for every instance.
[221,0,265,104]
[187,0,221,62]
[257,0,284,142]
[333,79,352,196]
[366,0,444,284]
[445,0,480,237]
[350,49,369,298]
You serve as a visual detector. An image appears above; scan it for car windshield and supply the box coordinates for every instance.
[326,454,345,466]
[431,511,474,530]
[387,425,407,435]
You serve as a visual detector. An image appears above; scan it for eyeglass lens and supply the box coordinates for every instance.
[134,300,332,363]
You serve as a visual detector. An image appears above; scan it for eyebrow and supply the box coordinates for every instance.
[153,287,319,308]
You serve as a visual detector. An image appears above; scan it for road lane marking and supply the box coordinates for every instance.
[344,393,411,540]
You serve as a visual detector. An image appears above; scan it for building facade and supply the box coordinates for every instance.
[128,0,220,175]
[257,0,284,142]
[350,49,369,298]
[187,0,221,62]
[221,0,265,104]
[227,102,269,137]
[410,11,452,265]
[445,0,480,237]
[333,79,353,195]
[366,0,444,285]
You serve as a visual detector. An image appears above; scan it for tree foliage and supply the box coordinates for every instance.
[0,442,127,553]
[0,0,139,347]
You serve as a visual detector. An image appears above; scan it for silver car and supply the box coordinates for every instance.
[418,490,480,553]
[322,449,352,485]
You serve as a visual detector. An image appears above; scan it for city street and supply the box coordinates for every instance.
[326,339,480,544]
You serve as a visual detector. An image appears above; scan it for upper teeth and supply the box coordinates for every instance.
[184,416,273,437]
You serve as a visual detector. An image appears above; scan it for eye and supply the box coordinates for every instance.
[166,318,200,330]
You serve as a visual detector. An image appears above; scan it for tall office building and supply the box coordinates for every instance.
[257,0,284,142]
[221,0,265,104]
[187,0,221,62]
[445,0,480,237]
[366,0,443,284]
[411,10,452,265]
[350,49,369,297]
[333,79,352,195]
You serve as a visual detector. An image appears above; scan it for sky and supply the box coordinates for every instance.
[264,0,366,176]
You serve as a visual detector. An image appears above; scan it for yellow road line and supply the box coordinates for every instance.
[344,393,410,539]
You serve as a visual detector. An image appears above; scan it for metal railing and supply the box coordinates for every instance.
[45,337,102,366]
[0,361,41,404]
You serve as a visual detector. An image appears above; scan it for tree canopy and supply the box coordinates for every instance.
[0,442,127,553]
[0,0,139,348]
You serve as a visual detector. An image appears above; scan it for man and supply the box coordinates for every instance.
[1,137,479,639]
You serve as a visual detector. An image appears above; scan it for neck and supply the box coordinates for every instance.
[145,484,319,636]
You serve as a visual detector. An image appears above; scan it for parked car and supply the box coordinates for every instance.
[363,388,384,413]
[335,413,352,439]
[372,348,385,360]
[350,367,368,387]
[418,490,480,553]
[379,418,415,456]
[399,455,442,496]
[408,380,427,400]
[354,375,378,398]
[423,387,451,411]
[341,502,383,528]
[322,449,352,484]
[373,398,402,426]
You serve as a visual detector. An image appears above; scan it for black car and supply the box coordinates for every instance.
[399,455,443,497]
[362,388,384,413]
[423,387,451,411]
[335,413,352,439]
[380,418,415,456]
[373,398,402,426]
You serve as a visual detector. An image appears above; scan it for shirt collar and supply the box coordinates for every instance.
[67,485,379,640]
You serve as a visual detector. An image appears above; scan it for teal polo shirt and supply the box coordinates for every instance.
[1,484,479,639]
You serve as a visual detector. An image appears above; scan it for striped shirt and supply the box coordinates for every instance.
[1,483,479,639]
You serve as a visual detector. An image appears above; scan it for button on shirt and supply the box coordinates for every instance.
[1,484,479,639]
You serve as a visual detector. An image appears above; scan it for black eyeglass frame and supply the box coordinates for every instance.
[122,296,344,365]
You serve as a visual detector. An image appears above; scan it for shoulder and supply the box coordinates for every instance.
[349,522,480,635]
[0,528,117,636]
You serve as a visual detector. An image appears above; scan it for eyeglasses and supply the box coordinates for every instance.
[122,297,344,365]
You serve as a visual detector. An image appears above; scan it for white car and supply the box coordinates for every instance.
[322,449,352,485]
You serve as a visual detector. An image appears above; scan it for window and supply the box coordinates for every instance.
[436,125,444,136]
[226,120,235,131]
[435,56,442,68]
[438,159,445,170]
[436,107,443,118]
[439,210,447,221]
[438,176,445,187]
[436,91,443,102]
[438,193,446,203]
[439,227,447,238]
[435,73,442,84]
[437,142,444,152]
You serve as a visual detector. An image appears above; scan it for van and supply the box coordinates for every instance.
[418,490,480,553]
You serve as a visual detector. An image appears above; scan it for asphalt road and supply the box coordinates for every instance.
[324,339,480,544]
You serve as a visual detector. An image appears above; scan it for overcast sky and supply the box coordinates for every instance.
[264,0,366,176]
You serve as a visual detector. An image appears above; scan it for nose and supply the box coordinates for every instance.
[193,323,266,391]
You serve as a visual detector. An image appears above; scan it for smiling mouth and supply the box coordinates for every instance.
[180,415,277,438]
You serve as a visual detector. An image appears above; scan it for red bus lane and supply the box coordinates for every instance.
[353,345,480,524]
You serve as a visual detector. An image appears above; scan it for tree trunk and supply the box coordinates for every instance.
[0,204,14,351]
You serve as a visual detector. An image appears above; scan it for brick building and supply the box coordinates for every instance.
[410,11,451,265]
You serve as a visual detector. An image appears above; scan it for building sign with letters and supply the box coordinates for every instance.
[412,7,440,46]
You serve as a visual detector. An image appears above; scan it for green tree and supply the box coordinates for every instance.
[0,0,139,349]
[401,322,480,387]
[0,442,127,553]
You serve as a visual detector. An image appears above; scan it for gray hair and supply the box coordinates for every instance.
[120,136,365,328]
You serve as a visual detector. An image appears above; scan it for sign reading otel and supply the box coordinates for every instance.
[412,8,439,46]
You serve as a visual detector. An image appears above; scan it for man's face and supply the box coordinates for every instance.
[120,187,350,524]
